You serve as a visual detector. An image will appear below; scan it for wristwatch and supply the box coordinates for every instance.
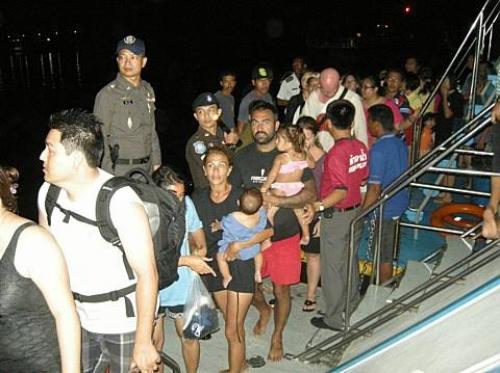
[319,202,325,212]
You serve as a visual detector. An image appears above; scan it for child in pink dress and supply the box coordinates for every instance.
[261,124,313,245]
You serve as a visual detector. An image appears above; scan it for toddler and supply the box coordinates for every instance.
[261,123,312,245]
[217,188,269,288]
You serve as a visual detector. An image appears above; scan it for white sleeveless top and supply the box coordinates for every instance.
[37,169,153,334]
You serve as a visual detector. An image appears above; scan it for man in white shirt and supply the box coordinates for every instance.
[302,67,368,151]
[38,109,160,373]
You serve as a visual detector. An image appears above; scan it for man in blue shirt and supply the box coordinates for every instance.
[362,104,409,284]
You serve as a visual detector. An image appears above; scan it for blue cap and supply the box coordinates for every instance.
[192,92,220,111]
[116,35,146,55]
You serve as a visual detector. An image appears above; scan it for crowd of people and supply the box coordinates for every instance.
[0,33,499,373]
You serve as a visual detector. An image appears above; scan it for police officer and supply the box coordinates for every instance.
[94,35,161,176]
[186,92,238,189]
[276,56,307,107]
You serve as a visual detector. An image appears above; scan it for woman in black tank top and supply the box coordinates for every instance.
[0,166,80,372]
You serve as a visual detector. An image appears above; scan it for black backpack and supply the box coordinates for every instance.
[45,168,186,314]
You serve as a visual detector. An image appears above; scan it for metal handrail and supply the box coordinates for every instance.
[345,105,496,331]
[294,0,500,366]
[292,238,500,364]
[410,0,500,165]
[386,105,492,196]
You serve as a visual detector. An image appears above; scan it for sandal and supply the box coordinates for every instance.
[302,299,317,312]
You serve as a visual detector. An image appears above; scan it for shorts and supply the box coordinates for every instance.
[262,234,301,285]
[226,259,255,293]
[271,182,304,196]
[81,328,135,373]
[302,217,320,254]
[202,257,225,293]
[158,305,184,320]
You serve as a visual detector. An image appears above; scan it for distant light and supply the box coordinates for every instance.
[404,5,411,14]
[22,34,25,38]
[356,32,362,38]
[7,35,10,39]
[55,31,58,36]
[73,30,77,34]
[46,37,51,42]
[38,33,41,37]
[385,24,389,29]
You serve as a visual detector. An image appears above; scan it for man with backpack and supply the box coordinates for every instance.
[37,109,160,373]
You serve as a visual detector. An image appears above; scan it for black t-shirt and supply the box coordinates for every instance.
[191,185,243,257]
[435,91,465,146]
[230,143,314,241]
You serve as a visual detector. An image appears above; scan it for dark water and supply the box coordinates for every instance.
[0,48,199,220]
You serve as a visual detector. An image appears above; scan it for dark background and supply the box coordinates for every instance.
[0,0,492,218]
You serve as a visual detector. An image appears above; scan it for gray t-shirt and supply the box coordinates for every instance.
[214,91,235,130]
[237,90,274,123]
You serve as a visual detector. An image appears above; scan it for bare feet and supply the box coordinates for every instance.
[219,361,249,373]
[482,208,500,239]
[253,305,271,335]
[268,336,284,362]
[222,275,233,289]
[255,270,262,284]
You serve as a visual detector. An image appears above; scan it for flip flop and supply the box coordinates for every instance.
[302,299,317,312]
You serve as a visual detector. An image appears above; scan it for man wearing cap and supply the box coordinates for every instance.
[186,92,238,189]
[236,65,274,148]
[305,100,368,332]
[94,35,161,176]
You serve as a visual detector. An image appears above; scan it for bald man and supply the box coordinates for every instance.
[302,68,368,151]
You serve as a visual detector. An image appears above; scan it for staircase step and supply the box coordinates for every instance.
[352,285,394,323]
[388,260,433,302]
[434,236,471,273]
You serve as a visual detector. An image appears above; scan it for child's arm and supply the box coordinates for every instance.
[223,227,274,261]
[261,154,284,192]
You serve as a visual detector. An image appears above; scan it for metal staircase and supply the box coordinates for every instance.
[287,0,500,369]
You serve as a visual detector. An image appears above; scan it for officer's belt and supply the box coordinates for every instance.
[115,156,150,165]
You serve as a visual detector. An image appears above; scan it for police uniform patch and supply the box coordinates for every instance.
[124,35,136,44]
[193,141,207,155]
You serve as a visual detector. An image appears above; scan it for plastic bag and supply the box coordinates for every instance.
[182,273,219,339]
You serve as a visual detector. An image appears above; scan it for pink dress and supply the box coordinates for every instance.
[271,160,308,196]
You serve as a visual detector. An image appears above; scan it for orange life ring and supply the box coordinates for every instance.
[431,203,484,234]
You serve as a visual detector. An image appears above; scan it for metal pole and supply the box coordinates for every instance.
[375,203,385,285]
[468,12,483,120]
[387,108,490,195]
[399,222,465,235]
[428,167,500,177]
[409,182,491,197]
[392,218,401,263]
[444,148,494,156]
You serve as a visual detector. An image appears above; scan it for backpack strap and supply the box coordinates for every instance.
[45,184,97,226]
[73,283,137,317]
[96,176,136,280]
[338,86,348,101]
[45,184,62,226]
